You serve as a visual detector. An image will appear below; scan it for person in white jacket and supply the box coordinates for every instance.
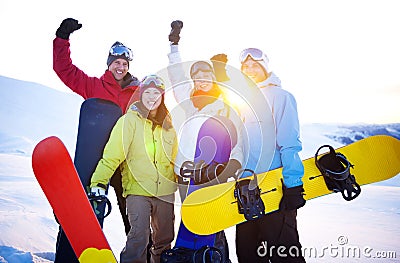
[167,20,245,263]
[167,30,244,194]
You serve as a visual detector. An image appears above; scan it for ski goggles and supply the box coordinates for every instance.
[140,75,165,90]
[239,48,265,63]
[109,45,133,61]
[190,61,214,79]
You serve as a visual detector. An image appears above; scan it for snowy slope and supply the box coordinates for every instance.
[0,75,399,262]
[0,76,83,155]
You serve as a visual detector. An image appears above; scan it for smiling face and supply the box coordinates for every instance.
[241,57,268,83]
[141,87,163,113]
[192,70,215,92]
[108,58,129,82]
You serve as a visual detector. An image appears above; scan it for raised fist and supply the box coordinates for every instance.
[56,18,82,40]
[169,20,183,45]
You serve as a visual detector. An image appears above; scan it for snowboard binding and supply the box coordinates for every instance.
[233,169,265,221]
[87,193,112,219]
[161,245,223,263]
[315,145,361,201]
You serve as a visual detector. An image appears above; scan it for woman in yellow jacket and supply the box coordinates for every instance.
[90,74,178,263]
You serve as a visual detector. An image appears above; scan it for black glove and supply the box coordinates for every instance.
[193,161,225,185]
[56,18,82,40]
[279,182,306,210]
[169,20,183,45]
[210,54,229,82]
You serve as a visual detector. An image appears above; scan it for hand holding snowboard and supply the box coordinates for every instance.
[279,182,306,210]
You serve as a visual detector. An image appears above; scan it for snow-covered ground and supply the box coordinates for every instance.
[0,75,399,262]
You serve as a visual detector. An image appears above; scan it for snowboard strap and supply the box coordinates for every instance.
[315,145,361,201]
[87,193,112,219]
[160,245,223,263]
[233,169,265,221]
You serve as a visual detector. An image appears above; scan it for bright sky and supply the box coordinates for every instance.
[1,0,399,124]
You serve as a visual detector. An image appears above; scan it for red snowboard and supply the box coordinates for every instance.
[32,136,117,263]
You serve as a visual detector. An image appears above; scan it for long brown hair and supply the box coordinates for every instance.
[134,98,173,130]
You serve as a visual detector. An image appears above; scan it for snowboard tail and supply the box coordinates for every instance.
[32,136,117,263]
[181,135,400,235]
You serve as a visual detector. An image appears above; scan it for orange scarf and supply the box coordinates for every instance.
[191,86,222,111]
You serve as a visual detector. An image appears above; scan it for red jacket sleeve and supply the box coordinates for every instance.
[53,37,97,99]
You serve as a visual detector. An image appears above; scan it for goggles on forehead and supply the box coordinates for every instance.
[190,61,214,78]
[140,75,165,90]
[109,45,134,61]
[239,48,266,63]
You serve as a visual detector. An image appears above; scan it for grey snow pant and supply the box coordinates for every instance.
[120,194,175,263]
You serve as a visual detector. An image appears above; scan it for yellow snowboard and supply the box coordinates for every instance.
[181,135,400,235]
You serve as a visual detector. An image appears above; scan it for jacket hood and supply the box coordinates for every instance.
[129,101,173,130]
[129,101,148,118]
[121,73,140,88]
[258,72,281,89]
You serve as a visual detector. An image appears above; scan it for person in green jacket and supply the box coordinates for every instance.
[90,74,178,263]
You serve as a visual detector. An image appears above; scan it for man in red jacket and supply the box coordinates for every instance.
[53,18,140,263]
[53,18,140,112]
